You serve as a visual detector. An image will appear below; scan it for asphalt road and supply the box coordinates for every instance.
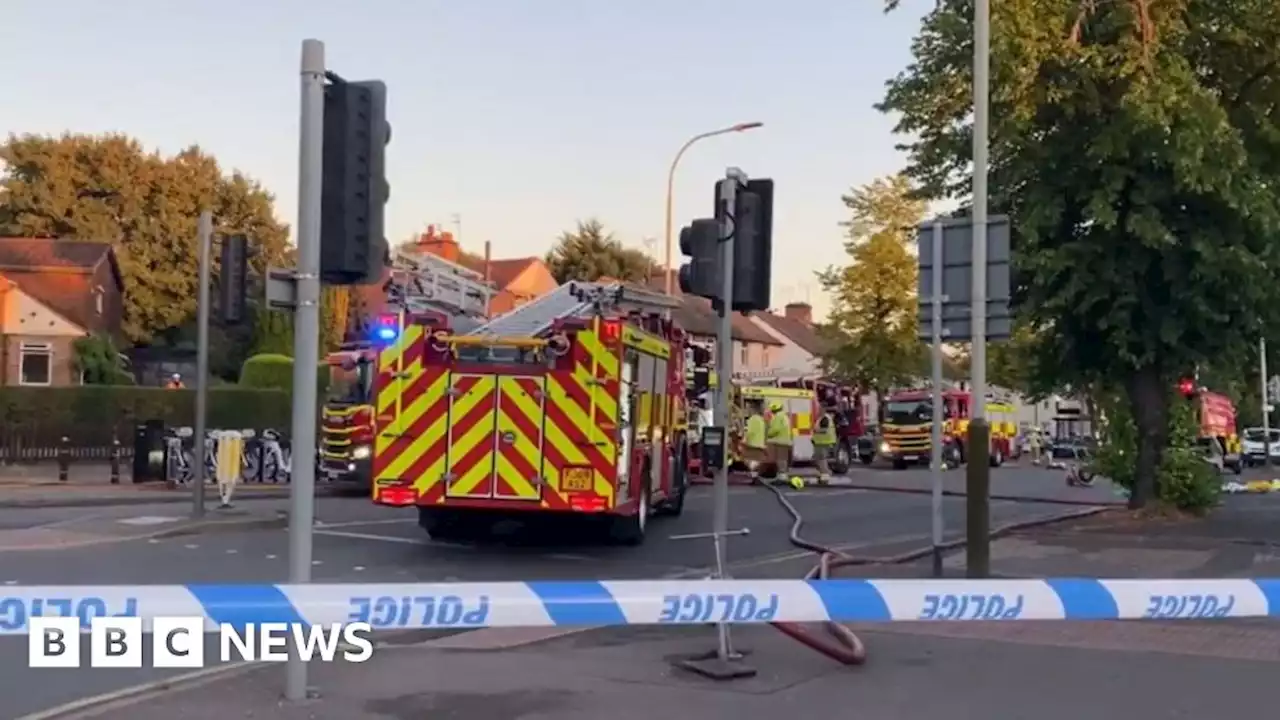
[0,474,1086,719]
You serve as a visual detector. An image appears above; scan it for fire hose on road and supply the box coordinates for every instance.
[753,476,1107,665]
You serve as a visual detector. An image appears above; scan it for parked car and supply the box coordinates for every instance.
[1241,427,1280,467]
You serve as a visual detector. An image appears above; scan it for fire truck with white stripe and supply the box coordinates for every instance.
[320,250,494,490]
[369,281,690,545]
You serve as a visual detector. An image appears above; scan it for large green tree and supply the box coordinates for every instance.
[545,218,652,284]
[0,133,291,343]
[819,175,927,405]
[880,0,1280,508]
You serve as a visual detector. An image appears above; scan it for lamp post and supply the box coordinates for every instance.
[663,122,763,295]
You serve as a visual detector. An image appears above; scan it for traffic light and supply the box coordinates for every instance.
[219,235,248,324]
[677,218,722,300]
[730,178,774,312]
[321,78,391,285]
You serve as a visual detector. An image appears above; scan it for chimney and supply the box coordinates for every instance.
[783,302,812,325]
[412,224,461,262]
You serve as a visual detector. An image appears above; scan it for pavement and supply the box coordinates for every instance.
[0,462,349,508]
[6,463,1280,719]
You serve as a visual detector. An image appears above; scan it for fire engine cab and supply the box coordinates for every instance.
[370,281,689,545]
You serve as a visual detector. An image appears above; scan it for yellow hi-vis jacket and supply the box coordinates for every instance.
[813,413,837,446]
[767,412,793,446]
[744,415,767,449]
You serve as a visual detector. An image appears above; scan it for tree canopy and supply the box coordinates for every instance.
[880,0,1280,507]
[819,175,927,397]
[545,218,653,284]
[0,133,291,343]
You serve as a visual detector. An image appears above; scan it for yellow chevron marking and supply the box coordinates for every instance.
[446,375,497,497]
[376,373,449,485]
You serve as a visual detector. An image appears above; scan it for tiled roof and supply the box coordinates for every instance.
[457,256,542,290]
[0,238,122,331]
[755,312,829,355]
[634,274,780,345]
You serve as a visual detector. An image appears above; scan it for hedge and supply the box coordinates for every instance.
[240,354,331,396]
[0,386,292,448]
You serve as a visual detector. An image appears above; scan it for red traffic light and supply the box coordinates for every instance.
[1178,378,1196,397]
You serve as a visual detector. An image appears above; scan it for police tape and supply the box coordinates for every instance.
[2,578,1279,633]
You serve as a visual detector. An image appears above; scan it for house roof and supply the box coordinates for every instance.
[457,256,543,291]
[632,274,779,345]
[0,238,121,284]
[756,312,829,355]
[0,238,123,331]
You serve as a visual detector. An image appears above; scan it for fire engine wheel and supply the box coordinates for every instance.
[989,447,1005,468]
[610,482,649,546]
[419,508,474,541]
[655,438,688,517]
[830,442,851,475]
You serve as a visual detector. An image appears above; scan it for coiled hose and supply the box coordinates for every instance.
[754,475,1108,665]
[755,476,869,665]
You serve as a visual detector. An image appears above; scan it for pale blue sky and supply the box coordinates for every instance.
[3,1,928,316]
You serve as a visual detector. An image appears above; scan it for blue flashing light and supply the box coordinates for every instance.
[373,313,399,343]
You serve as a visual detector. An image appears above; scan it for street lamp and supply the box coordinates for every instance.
[663,122,763,295]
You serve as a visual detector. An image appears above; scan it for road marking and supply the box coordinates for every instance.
[13,661,261,720]
[265,553,277,559]
[315,517,416,529]
[315,529,429,546]
[665,532,933,578]
[183,544,198,550]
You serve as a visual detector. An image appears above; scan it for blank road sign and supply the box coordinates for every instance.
[917,215,1011,305]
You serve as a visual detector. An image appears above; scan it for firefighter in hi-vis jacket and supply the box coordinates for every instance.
[766,401,793,475]
[813,404,838,484]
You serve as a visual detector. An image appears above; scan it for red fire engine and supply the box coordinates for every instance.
[370,282,689,545]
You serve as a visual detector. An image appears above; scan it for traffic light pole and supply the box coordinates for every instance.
[285,37,325,703]
[966,0,992,579]
[712,168,746,665]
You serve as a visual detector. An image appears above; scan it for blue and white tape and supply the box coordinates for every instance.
[2,578,1278,633]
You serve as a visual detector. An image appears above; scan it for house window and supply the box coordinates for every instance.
[20,342,52,386]
[739,343,750,366]
[762,345,771,368]
[95,292,104,315]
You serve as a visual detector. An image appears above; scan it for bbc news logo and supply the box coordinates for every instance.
[27,617,374,668]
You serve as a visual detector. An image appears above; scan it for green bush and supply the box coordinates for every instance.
[1093,392,1219,512]
[239,354,330,396]
[0,386,292,447]
[240,354,294,390]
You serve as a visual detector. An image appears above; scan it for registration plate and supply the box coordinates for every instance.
[562,468,593,491]
[902,455,918,462]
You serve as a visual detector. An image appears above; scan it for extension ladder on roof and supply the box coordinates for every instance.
[472,281,680,339]
[386,250,494,319]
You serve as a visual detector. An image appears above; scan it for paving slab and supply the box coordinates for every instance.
[53,623,1280,720]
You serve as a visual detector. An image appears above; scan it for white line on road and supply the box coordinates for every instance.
[315,528,428,545]
[315,517,416,529]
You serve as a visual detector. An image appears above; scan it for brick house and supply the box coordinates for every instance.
[643,273,782,371]
[750,302,829,375]
[0,239,125,387]
[407,227,559,316]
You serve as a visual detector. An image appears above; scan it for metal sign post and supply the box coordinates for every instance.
[1262,339,1271,468]
[192,210,213,520]
[917,215,1010,579]
[928,220,945,578]
[283,37,325,704]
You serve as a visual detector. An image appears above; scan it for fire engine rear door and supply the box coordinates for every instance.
[492,376,546,501]
[445,374,499,499]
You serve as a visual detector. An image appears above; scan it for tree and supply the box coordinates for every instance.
[545,219,652,284]
[879,0,1280,508]
[818,175,927,406]
[72,334,132,385]
[0,133,291,344]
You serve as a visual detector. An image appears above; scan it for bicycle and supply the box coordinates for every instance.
[258,429,292,483]
[164,427,217,485]
[1063,446,1096,487]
